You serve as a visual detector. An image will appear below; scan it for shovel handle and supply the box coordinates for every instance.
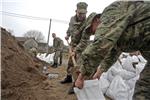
[66,40,78,67]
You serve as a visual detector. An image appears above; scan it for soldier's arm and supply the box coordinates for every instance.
[75,28,91,53]
[98,47,122,72]
[66,17,74,37]
[80,1,135,76]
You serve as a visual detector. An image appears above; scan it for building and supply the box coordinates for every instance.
[16,37,38,50]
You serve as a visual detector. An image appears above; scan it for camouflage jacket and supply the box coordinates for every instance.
[80,1,150,76]
[75,25,94,54]
[75,12,98,54]
[67,15,86,47]
[53,37,64,51]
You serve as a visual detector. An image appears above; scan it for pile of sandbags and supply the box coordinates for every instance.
[74,53,147,100]
[104,53,147,100]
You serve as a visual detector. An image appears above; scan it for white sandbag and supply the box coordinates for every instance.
[105,53,147,100]
[106,70,114,82]
[106,75,130,100]
[137,55,147,63]
[121,56,136,73]
[120,55,146,78]
[125,76,139,89]
[99,73,110,93]
[107,65,136,81]
[135,63,145,75]
[114,67,136,80]
[106,61,123,82]
[74,79,105,100]
[106,60,135,81]
[119,52,129,59]
[125,76,139,100]
[135,55,147,75]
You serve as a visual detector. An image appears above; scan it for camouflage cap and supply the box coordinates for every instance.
[76,2,88,13]
[77,12,100,32]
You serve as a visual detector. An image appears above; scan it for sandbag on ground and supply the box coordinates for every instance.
[74,79,105,100]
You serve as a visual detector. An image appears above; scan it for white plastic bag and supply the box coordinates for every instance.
[74,79,105,100]
[106,75,130,100]
[121,56,136,73]
[99,73,110,93]
[106,61,123,82]
[105,53,147,100]
[37,53,54,63]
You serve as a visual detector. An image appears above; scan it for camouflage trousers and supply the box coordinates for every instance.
[66,52,82,79]
[53,51,63,65]
[72,53,82,80]
[133,62,150,100]
[66,55,74,75]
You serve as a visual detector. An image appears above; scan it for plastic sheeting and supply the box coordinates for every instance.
[36,53,54,64]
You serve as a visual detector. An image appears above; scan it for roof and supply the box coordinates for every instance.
[38,42,48,47]
[16,37,35,42]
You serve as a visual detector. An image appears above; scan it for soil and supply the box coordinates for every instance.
[1,27,77,100]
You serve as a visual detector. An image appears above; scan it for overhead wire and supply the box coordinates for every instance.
[1,11,69,24]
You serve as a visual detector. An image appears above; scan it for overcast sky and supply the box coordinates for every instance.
[1,0,115,45]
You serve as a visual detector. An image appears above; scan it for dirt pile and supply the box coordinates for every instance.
[1,28,52,100]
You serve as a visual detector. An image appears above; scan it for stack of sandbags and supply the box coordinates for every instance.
[102,53,147,100]
[74,53,147,100]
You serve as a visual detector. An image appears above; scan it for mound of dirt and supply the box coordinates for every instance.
[1,27,53,100]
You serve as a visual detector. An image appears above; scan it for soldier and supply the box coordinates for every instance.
[74,1,150,99]
[51,33,64,68]
[72,12,101,81]
[60,2,88,94]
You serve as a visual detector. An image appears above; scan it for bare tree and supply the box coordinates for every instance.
[24,30,45,42]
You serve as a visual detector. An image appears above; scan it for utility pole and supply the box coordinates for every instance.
[47,18,52,53]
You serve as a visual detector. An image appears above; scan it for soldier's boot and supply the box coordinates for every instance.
[68,83,75,95]
[51,63,58,68]
[59,61,62,66]
[60,74,72,84]
[59,57,62,66]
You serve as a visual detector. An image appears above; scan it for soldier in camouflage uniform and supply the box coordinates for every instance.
[60,2,88,94]
[51,33,64,68]
[61,2,88,82]
[75,1,150,99]
[72,12,101,80]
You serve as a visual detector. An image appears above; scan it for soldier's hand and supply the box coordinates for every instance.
[129,51,141,56]
[75,73,84,89]
[71,51,75,57]
[75,30,80,35]
[93,68,103,80]
[65,36,69,40]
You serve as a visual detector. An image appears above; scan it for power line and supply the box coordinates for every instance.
[1,11,69,24]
